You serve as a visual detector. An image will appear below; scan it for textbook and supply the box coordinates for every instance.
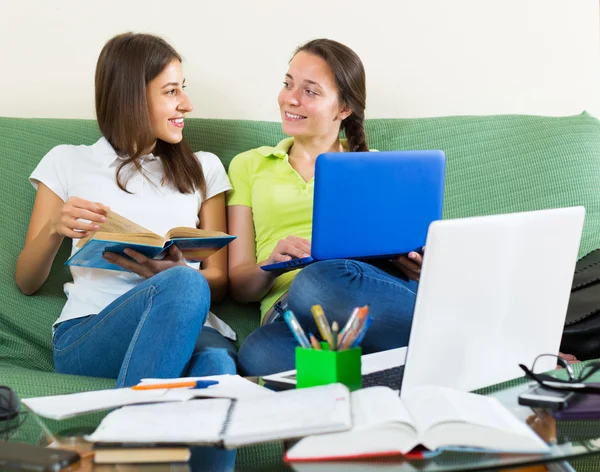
[284,386,549,462]
[65,210,235,271]
[93,445,191,464]
[87,383,352,448]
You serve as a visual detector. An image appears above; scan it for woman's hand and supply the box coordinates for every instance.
[102,245,186,278]
[50,197,109,239]
[265,235,311,264]
[391,247,424,281]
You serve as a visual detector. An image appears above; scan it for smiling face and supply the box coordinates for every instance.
[278,51,350,142]
[146,59,193,144]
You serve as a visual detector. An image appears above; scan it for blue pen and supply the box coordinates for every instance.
[283,310,311,348]
[351,315,374,348]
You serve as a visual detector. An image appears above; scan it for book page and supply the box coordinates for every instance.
[90,232,165,247]
[166,227,230,240]
[403,386,546,450]
[77,210,157,248]
[351,387,416,432]
[87,399,231,444]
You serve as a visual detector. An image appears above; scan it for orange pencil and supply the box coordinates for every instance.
[309,333,322,350]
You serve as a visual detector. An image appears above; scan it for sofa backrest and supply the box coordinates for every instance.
[2,113,600,371]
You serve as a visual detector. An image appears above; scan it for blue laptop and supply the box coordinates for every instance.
[261,150,446,272]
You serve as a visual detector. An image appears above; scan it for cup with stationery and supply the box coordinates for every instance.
[284,305,373,391]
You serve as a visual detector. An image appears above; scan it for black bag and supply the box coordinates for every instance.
[560,249,600,360]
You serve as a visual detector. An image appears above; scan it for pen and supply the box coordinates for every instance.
[350,315,373,348]
[311,305,334,349]
[131,380,219,390]
[338,307,360,349]
[309,333,322,350]
[340,305,370,350]
[283,310,311,348]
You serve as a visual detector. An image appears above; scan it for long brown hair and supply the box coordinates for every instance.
[294,39,368,152]
[95,32,206,196]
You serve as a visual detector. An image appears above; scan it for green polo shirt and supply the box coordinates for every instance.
[227,137,314,322]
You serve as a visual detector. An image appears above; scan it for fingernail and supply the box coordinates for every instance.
[100,217,106,223]
[93,225,99,230]
[409,252,416,259]
[302,253,310,258]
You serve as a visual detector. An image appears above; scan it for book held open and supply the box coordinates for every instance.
[66,210,235,271]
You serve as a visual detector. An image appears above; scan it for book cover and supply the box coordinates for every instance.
[66,236,235,272]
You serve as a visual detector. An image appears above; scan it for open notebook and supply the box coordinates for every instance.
[87,383,351,448]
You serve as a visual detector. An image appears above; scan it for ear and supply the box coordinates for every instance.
[337,104,352,121]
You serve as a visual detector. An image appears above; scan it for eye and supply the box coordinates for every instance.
[283,81,291,88]
[166,89,177,96]
[305,89,317,96]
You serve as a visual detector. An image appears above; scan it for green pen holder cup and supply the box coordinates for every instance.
[295,343,362,391]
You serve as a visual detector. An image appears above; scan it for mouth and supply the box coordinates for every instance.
[284,111,307,121]
[168,117,185,128]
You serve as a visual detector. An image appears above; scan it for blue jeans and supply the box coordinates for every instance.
[53,266,237,387]
[238,259,418,376]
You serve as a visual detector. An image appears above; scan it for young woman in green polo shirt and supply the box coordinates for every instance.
[227,39,423,376]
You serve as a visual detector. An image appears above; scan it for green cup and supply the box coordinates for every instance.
[295,343,362,391]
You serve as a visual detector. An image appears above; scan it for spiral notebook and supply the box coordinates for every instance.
[87,383,351,448]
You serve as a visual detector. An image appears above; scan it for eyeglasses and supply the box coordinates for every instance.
[519,354,600,394]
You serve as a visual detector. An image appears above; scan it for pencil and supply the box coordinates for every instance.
[309,333,322,350]
[311,305,334,349]
[331,321,339,351]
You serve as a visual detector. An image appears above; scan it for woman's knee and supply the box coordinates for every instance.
[154,266,209,293]
[288,260,363,315]
[151,266,211,323]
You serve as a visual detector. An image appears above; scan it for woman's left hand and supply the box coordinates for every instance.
[102,245,186,278]
[391,248,424,281]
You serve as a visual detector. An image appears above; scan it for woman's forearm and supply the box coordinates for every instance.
[200,266,228,303]
[229,261,277,304]
[15,222,65,295]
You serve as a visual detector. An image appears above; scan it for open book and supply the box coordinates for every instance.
[86,383,352,448]
[285,386,549,462]
[65,210,235,271]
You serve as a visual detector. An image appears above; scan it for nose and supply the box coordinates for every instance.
[284,87,301,106]
[178,92,193,113]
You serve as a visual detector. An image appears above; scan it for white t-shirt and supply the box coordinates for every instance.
[30,137,236,340]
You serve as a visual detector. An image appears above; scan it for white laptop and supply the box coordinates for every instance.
[263,206,585,394]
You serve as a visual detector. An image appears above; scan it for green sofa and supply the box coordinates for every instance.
[2,113,600,469]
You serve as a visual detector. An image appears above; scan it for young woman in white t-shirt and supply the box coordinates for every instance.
[15,33,237,387]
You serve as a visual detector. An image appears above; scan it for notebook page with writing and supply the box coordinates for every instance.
[223,383,352,448]
[88,399,232,444]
